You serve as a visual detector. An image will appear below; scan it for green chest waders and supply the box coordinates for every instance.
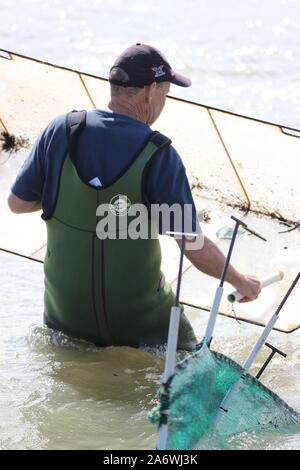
[43,111,196,350]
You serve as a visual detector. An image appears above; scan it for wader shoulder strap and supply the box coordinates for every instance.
[65,110,87,163]
[148,131,172,150]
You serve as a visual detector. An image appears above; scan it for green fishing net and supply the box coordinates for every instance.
[149,342,300,450]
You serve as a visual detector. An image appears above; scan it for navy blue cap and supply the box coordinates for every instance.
[109,43,192,88]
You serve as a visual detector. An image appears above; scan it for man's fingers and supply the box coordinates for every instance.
[238,296,249,303]
[238,293,259,303]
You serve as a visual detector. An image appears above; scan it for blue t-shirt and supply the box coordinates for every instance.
[11,109,200,233]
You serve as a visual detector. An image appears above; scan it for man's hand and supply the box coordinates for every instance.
[233,274,261,303]
[184,235,262,303]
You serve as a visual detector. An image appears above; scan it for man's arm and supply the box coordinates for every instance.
[7,115,66,217]
[145,144,261,302]
[183,235,261,302]
[7,192,42,214]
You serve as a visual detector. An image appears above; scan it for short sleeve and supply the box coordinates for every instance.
[11,115,65,202]
[143,145,201,235]
[11,132,46,201]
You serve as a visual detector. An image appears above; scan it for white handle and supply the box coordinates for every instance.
[227,270,284,303]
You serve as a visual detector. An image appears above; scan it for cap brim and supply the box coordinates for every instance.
[170,71,192,87]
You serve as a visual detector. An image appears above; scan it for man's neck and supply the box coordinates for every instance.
[108,99,148,124]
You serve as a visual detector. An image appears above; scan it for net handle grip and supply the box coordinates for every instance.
[227,270,284,303]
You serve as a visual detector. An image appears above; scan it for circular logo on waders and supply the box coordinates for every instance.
[109,195,131,216]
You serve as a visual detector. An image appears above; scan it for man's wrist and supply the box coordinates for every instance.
[226,269,243,290]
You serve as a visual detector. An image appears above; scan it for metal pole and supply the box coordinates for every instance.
[211,270,300,430]
[156,233,192,450]
[204,216,247,346]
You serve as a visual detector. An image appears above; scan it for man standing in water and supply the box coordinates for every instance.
[7,44,261,349]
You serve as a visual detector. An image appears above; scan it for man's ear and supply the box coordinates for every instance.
[144,83,157,104]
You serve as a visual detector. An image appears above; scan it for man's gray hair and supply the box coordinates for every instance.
[109,67,142,97]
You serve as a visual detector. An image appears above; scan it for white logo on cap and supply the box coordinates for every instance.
[152,65,166,78]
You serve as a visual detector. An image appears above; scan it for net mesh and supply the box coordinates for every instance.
[149,342,300,450]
